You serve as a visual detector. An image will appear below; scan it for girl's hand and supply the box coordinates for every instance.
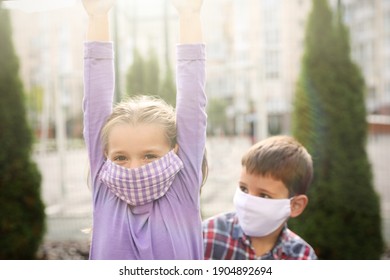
[82,0,114,41]
[171,0,204,16]
[171,0,203,44]
[82,0,115,17]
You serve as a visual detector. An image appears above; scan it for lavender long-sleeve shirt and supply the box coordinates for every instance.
[83,42,206,260]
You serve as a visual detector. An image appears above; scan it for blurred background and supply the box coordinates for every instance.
[1,0,389,259]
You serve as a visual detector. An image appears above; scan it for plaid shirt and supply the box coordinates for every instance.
[203,212,317,260]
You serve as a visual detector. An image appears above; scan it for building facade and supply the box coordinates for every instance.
[10,4,86,142]
[340,0,390,114]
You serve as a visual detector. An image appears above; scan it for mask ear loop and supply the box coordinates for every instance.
[289,194,309,217]
[290,198,296,210]
[288,193,296,210]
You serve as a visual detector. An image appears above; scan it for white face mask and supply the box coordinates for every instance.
[99,150,183,206]
[233,188,291,237]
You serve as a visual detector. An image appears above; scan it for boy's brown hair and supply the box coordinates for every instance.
[241,135,313,196]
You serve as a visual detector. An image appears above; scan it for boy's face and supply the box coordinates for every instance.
[239,167,289,199]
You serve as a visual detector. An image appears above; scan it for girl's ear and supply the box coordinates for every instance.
[174,144,179,154]
[290,195,308,218]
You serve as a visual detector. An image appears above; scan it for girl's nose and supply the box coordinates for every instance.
[125,160,143,169]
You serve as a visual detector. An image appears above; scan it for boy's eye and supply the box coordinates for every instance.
[239,185,271,199]
[259,193,271,199]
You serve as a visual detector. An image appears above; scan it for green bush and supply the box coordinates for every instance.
[0,3,46,259]
[290,0,384,259]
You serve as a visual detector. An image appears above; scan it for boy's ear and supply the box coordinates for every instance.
[290,195,308,218]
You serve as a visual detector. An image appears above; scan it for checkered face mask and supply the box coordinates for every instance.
[99,150,183,206]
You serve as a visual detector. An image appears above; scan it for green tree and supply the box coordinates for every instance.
[126,47,176,106]
[159,64,176,106]
[126,49,146,96]
[126,48,159,96]
[207,98,228,135]
[0,3,46,259]
[27,85,44,136]
[144,48,160,96]
[290,0,384,259]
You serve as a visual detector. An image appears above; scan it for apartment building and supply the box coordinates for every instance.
[340,0,390,113]
[204,0,310,138]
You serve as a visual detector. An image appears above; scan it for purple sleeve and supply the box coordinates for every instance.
[83,42,114,188]
[175,44,207,204]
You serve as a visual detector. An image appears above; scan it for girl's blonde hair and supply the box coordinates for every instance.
[101,95,177,153]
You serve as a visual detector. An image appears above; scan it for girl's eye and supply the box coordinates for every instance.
[144,154,158,160]
[114,155,127,162]
[239,185,248,193]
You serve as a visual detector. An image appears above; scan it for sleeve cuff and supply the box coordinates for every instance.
[176,44,206,60]
[84,41,114,59]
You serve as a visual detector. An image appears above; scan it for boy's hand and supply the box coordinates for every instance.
[82,0,115,17]
[171,0,203,16]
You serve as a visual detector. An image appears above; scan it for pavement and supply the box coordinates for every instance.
[33,135,390,250]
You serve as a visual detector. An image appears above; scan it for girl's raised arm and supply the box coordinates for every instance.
[82,0,115,186]
[170,0,206,201]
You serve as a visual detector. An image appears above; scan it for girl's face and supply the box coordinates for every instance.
[106,122,171,169]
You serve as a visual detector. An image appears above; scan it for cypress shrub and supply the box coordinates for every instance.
[290,0,384,259]
[0,2,46,259]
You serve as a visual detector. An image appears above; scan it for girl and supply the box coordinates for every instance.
[82,0,206,259]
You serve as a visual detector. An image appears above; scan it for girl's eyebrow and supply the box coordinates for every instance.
[142,150,159,154]
[109,150,127,155]
[141,147,166,154]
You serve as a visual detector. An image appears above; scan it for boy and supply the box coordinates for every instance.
[202,135,317,260]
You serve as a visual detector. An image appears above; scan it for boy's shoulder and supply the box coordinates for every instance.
[203,211,235,224]
[203,212,245,260]
[277,227,318,260]
[202,212,238,236]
